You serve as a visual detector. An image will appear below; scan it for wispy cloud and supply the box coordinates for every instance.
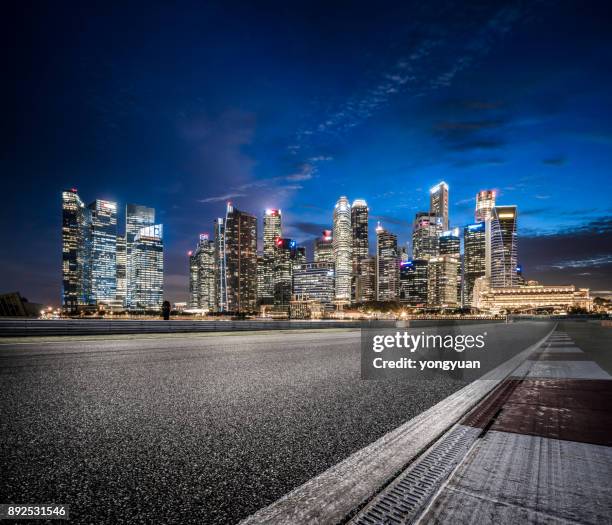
[199,193,246,203]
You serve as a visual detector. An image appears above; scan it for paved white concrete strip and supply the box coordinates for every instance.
[419,430,612,524]
[538,346,584,354]
[512,361,611,380]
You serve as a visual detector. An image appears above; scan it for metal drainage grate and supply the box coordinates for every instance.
[351,425,480,525]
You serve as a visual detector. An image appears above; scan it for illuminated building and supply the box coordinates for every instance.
[213,218,227,312]
[292,262,335,310]
[430,181,449,230]
[116,235,127,307]
[463,222,486,306]
[61,188,89,312]
[88,199,118,304]
[439,228,461,304]
[376,223,399,302]
[188,249,198,308]
[130,224,163,310]
[126,204,155,308]
[189,234,216,311]
[333,196,352,303]
[427,255,459,307]
[351,199,371,303]
[490,205,518,288]
[412,212,442,260]
[261,209,282,303]
[224,203,257,313]
[399,259,428,305]
[314,230,334,263]
[273,237,298,306]
[474,282,592,313]
[475,190,496,222]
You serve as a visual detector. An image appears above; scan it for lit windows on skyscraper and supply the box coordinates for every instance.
[475,189,496,223]
[261,209,282,304]
[273,237,297,307]
[333,196,352,303]
[131,224,163,310]
[189,234,216,311]
[463,222,486,306]
[399,259,428,306]
[430,181,449,230]
[314,230,334,264]
[293,262,335,309]
[214,218,227,312]
[116,235,127,306]
[490,205,518,288]
[126,204,155,308]
[351,199,370,303]
[88,199,118,304]
[439,228,461,305]
[427,255,459,308]
[376,223,399,302]
[224,203,257,313]
[412,212,442,260]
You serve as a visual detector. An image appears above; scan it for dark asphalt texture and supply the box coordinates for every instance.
[0,330,467,524]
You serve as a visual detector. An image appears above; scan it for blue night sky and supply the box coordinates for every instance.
[4,0,612,304]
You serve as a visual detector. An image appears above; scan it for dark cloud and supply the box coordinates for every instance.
[290,222,330,236]
[542,156,566,166]
[370,215,411,227]
[521,217,612,290]
[447,139,505,151]
[453,157,505,168]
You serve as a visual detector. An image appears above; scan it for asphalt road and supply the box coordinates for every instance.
[0,330,467,524]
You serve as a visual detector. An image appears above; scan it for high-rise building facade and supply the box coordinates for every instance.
[293,262,335,309]
[399,259,428,305]
[439,228,461,304]
[261,209,282,304]
[490,205,518,288]
[351,199,371,303]
[224,203,257,313]
[61,188,89,312]
[130,224,163,310]
[273,238,297,306]
[314,230,334,263]
[430,181,449,230]
[189,234,216,311]
[376,224,399,302]
[126,204,156,308]
[116,235,127,306]
[88,199,118,304]
[463,222,486,306]
[412,213,442,260]
[427,255,459,307]
[213,218,227,312]
[333,196,352,303]
[475,190,496,222]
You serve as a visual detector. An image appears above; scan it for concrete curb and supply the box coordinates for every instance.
[240,323,556,525]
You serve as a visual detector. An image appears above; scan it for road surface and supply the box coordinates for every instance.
[0,330,467,524]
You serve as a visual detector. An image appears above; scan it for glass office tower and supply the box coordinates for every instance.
[333,196,352,304]
[430,181,449,230]
[490,205,518,288]
[463,222,486,306]
[261,209,282,304]
[376,223,399,302]
[131,224,164,310]
[126,204,155,308]
[224,203,257,313]
[88,199,118,304]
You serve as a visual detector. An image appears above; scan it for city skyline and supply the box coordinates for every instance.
[5,1,612,305]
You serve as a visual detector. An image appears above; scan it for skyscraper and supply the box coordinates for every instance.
[490,205,518,288]
[189,233,216,311]
[412,212,442,260]
[126,204,155,308]
[376,223,399,302]
[475,190,496,223]
[314,230,334,263]
[88,199,118,304]
[224,203,257,313]
[61,188,89,312]
[428,256,459,307]
[463,222,486,306]
[261,209,282,304]
[273,237,297,307]
[351,199,371,303]
[333,196,352,303]
[116,235,127,306]
[399,259,428,305]
[439,227,461,304]
[213,217,227,312]
[430,181,449,230]
[130,224,163,310]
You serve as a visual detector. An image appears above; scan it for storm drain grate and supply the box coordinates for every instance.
[351,425,480,525]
